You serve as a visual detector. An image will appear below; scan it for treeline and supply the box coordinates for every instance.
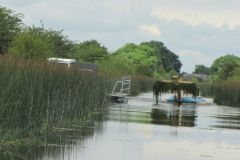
[195,55,240,107]
[0,6,181,78]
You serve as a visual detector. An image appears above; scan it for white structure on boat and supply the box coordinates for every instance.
[111,76,131,96]
[109,76,131,104]
[47,57,98,76]
[47,57,76,67]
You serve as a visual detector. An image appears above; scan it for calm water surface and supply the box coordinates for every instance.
[20,93,240,160]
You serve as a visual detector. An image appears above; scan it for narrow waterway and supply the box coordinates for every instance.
[15,93,240,160]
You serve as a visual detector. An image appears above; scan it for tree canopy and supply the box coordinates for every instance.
[114,43,158,77]
[210,55,240,81]
[113,41,181,77]
[0,6,23,53]
[141,41,182,73]
[194,65,210,75]
[73,40,109,63]
[1,6,183,78]
[9,26,73,59]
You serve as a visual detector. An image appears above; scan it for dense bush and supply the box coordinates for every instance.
[8,26,73,59]
[0,6,22,53]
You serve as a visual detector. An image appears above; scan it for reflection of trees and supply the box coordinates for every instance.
[151,107,197,127]
[0,114,105,160]
[211,114,240,130]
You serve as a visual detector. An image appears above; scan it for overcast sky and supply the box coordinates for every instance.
[1,0,240,72]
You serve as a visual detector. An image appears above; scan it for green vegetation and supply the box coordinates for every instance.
[73,40,109,63]
[141,41,182,73]
[2,6,180,79]
[211,55,240,81]
[194,65,210,75]
[8,26,73,59]
[114,41,181,78]
[0,57,108,139]
[0,6,161,151]
[197,82,213,97]
[213,81,240,107]
[196,55,240,107]
[0,6,23,53]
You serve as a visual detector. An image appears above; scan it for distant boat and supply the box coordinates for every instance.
[167,96,206,103]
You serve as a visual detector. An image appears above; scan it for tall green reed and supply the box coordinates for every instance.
[197,82,214,97]
[0,57,108,138]
[197,80,240,107]
[213,81,240,107]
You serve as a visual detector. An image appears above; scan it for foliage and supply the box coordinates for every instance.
[113,41,182,78]
[130,76,154,96]
[200,54,240,107]
[114,43,158,77]
[194,64,210,75]
[98,55,133,77]
[73,40,109,63]
[0,6,23,53]
[141,41,182,73]
[8,26,73,59]
[210,55,240,81]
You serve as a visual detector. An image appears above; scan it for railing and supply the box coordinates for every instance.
[111,76,131,96]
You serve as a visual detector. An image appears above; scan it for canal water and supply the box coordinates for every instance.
[12,93,240,160]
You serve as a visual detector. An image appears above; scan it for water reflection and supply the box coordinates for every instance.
[0,114,105,160]
[106,104,197,127]
[2,93,240,160]
[210,111,240,130]
[151,107,197,127]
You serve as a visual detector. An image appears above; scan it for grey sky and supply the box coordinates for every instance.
[1,0,240,72]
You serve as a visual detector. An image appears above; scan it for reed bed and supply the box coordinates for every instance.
[0,56,154,152]
[197,81,240,107]
[130,76,154,96]
[197,82,214,97]
[0,57,109,140]
[213,81,240,107]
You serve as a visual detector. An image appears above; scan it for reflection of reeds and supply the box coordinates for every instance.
[0,57,108,140]
[213,81,240,107]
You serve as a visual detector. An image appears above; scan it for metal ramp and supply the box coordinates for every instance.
[110,76,131,103]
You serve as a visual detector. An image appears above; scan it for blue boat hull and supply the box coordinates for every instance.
[167,96,206,103]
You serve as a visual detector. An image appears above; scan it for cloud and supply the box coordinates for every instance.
[151,4,240,29]
[1,0,42,7]
[176,50,214,72]
[1,0,240,72]
[139,24,161,36]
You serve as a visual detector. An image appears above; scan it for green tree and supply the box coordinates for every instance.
[114,43,158,77]
[73,40,109,63]
[194,65,210,75]
[0,6,23,53]
[210,55,240,81]
[9,26,73,59]
[47,29,74,58]
[141,41,182,73]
